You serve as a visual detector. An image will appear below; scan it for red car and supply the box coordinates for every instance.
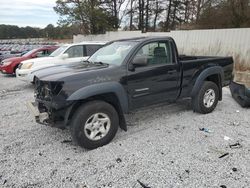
[0,46,58,74]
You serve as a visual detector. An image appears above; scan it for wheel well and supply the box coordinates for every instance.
[205,74,220,86]
[13,64,19,74]
[205,74,222,100]
[67,93,127,130]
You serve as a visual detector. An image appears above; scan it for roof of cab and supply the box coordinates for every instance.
[79,41,107,45]
[112,36,173,42]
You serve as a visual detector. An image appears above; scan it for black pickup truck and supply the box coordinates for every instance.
[28,37,233,149]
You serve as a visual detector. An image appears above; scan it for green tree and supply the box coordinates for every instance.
[196,0,250,29]
[44,24,56,39]
[54,0,117,34]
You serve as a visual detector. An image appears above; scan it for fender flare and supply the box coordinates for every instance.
[191,66,224,99]
[66,82,128,131]
[67,82,129,113]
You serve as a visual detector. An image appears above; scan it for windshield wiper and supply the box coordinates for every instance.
[82,60,109,66]
[82,60,92,64]
[92,61,109,66]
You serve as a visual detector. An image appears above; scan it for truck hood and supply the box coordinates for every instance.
[36,62,111,82]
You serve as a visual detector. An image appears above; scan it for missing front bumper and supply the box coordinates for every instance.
[229,81,250,107]
[26,101,49,125]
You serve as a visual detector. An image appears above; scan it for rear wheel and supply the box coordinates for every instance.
[192,81,219,114]
[70,100,119,149]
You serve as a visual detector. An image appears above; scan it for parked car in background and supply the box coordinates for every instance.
[28,37,233,149]
[16,41,106,83]
[0,46,58,74]
[0,51,28,62]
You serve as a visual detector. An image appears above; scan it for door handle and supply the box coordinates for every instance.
[167,70,177,74]
[135,88,149,92]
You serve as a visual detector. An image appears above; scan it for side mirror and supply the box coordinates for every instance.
[132,56,148,67]
[60,53,69,59]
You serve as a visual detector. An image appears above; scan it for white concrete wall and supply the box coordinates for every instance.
[74,28,250,70]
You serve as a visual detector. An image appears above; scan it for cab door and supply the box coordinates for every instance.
[126,40,181,109]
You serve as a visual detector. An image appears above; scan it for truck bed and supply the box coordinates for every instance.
[179,55,227,61]
[178,55,234,98]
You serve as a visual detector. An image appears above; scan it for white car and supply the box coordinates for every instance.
[16,41,106,83]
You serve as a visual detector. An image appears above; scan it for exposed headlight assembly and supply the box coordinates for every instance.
[35,80,63,101]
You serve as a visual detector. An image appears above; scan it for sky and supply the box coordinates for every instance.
[0,0,59,28]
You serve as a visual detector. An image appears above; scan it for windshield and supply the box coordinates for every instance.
[88,41,138,65]
[49,45,68,57]
[22,49,37,57]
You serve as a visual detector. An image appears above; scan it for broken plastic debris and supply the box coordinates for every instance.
[61,140,72,143]
[137,180,151,188]
[224,136,231,141]
[232,122,240,126]
[232,167,238,172]
[219,153,229,158]
[220,185,227,188]
[229,142,242,149]
[116,158,122,163]
[199,128,213,133]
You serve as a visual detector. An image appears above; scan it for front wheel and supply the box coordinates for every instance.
[70,100,119,149]
[192,81,219,114]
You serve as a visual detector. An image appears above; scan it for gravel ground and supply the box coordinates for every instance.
[0,74,250,188]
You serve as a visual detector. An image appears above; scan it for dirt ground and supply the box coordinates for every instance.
[0,74,250,188]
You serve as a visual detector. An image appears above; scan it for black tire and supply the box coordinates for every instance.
[70,100,119,149]
[192,81,219,114]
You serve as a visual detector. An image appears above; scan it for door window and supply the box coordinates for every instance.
[48,49,55,55]
[85,45,102,56]
[134,41,172,66]
[35,50,48,57]
[64,45,84,58]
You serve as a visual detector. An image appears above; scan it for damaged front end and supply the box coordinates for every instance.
[27,78,72,128]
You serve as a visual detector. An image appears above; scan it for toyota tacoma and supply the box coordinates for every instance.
[28,37,233,149]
